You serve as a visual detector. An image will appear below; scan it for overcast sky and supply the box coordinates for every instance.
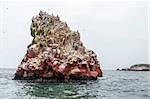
[0,0,149,70]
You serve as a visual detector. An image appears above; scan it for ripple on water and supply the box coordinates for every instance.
[0,70,150,99]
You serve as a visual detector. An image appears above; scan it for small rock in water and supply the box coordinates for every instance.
[13,11,102,81]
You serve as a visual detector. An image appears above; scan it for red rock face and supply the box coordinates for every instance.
[13,11,102,81]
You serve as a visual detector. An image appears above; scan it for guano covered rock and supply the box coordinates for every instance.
[13,11,102,81]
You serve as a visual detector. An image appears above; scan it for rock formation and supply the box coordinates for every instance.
[13,11,102,81]
[116,64,150,71]
[130,64,150,71]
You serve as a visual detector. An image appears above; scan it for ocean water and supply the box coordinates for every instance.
[0,69,150,99]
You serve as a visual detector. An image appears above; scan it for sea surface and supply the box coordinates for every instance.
[0,69,150,99]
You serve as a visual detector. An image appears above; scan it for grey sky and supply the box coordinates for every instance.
[0,0,149,70]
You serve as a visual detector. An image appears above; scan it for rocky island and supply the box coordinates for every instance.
[130,64,150,71]
[117,64,150,71]
[13,11,102,82]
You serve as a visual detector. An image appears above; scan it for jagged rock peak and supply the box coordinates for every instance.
[13,11,102,81]
[31,11,70,37]
[30,11,81,48]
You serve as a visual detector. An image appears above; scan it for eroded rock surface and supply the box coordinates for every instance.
[13,11,102,81]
